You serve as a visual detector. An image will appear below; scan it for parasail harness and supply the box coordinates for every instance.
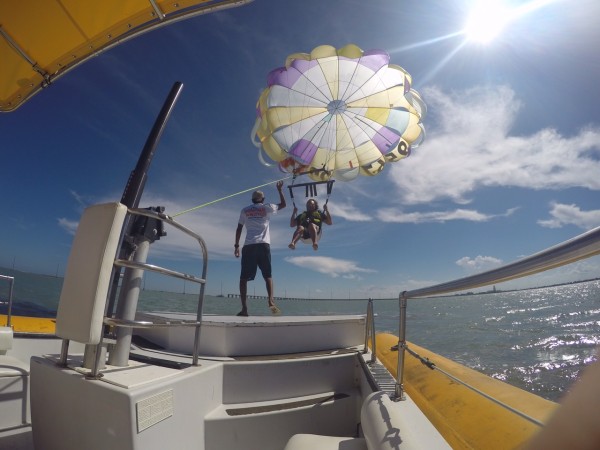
[287,173,335,246]
[287,177,335,210]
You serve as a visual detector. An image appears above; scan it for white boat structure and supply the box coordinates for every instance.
[2,178,600,450]
[4,195,600,450]
[2,1,600,449]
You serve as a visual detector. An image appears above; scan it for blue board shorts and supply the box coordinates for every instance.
[240,243,272,280]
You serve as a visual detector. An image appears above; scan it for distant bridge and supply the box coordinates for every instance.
[226,294,305,301]
[223,294,363,301]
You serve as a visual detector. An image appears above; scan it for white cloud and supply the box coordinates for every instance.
[329,201,372,222]
[73,193,251,261]
[57,218,78,235]
[142,195,256,261]
[538,202,600,230]
[62,191,300,263]
[389,85,600,205]
[377,207,518,223]
[284,255,376,278]
[456,255,503,272]
[69,190,88,209]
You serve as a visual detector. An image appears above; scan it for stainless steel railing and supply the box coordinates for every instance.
[394,225,600,399]
[88,207,208,375]
[363,298,376,364]
[0,275,15,328]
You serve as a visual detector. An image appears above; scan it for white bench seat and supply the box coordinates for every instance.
[284,434,367,450]
[284,391,400,450]
[0,327,13,354]
[0,354,30,430]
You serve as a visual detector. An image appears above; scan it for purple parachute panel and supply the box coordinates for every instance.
[252,44,426,181]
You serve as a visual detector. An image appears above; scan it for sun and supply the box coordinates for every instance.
[464,1,511,44]
[463,0,559,44]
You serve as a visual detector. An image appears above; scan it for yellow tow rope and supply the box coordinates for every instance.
[172,176,291,217]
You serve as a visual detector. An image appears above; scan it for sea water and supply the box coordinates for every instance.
[1,267,599,403]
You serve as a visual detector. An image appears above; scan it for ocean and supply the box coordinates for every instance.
[1,267,599,403]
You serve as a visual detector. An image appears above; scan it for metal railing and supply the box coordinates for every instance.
[363,298,376,364]
[393,225,600,400]
[111,207,207,366]
[74,207,209,377]
[0,275,15,328]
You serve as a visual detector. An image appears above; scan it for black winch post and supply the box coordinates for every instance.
[104,82,183,347]
[121,81,184,209]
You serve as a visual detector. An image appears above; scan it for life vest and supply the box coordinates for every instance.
[298,210,323,228]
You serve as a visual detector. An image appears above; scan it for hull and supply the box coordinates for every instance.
[0,315,56,334]
[375,333,557,449]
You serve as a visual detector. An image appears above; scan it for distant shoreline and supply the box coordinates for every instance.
[429,276,600,299]
[2,266,599,302]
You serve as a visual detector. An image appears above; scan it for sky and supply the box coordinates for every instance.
[1,0,600,299]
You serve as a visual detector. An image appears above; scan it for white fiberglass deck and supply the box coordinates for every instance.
[134,313,367,357]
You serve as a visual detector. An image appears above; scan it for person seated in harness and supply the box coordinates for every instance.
[288,198,333,251]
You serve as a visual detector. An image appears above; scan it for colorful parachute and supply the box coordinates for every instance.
[251,44,426,182]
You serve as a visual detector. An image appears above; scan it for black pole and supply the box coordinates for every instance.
[120,81,184,208]
[106,82,184,320]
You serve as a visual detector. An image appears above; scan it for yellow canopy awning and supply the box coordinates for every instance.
[0,0,251,112]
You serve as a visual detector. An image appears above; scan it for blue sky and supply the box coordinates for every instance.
[2,0,600,299]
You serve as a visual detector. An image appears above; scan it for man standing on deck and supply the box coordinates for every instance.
[234,181,286,316]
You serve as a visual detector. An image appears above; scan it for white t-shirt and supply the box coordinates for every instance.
[238,203,279,245]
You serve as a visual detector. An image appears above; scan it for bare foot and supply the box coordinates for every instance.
[312,243,318,251]
[288,243,295,250]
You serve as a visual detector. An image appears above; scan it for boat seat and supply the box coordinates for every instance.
[284,434,366,450]
[284,391,401,450]
[54,202,127,345]
[0,327,13,354]
[0,354,28,377]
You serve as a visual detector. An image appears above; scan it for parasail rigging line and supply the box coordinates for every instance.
[172,175,292,217]
[288,176,335,209]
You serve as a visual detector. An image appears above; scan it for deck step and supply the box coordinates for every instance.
[365,357,397,397]
[223,392,350,416]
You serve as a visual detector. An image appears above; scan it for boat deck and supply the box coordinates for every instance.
[134,312,367,357]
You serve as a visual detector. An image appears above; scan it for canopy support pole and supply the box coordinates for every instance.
[0,26,50,83]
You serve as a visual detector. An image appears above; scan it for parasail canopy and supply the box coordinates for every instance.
[0,0,252,112]
[251,44,426,182]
